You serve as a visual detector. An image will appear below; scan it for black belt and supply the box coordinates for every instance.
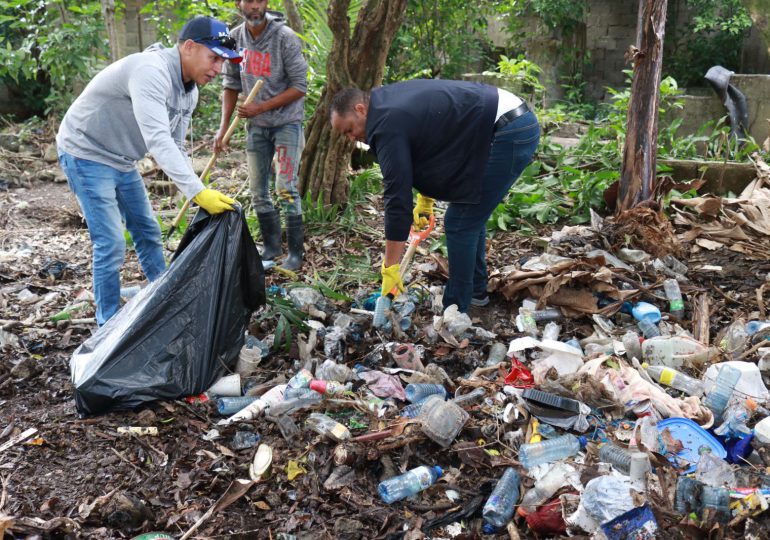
[494,102,530,131]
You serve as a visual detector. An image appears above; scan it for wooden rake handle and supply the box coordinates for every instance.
[165,79,264,238]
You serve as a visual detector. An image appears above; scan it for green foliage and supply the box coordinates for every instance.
[664,0,752,87]
[139,0,238,45]
[483,54,545,106]
[261,292,309,352]
[0,0,108,115]
[386,0,492,81]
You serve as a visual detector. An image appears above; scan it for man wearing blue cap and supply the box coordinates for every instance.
[56,16,242,326]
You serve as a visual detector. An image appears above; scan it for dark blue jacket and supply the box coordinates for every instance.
[365,79,498,241]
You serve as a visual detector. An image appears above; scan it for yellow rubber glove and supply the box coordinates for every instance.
[381,262,405,298]
[413,193,434,230]
[192,188,235,215]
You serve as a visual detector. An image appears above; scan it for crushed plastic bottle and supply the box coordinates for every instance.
[713,399,754,439]
[283,386,320,400]
[598,443,632,474]
[451,387,486,407]
[287,369,313,389]
[695,452,736,487]
[405,383,447,403]
[663,278,685,319]
[518,462,573,514]
[637,318,661,338]
[315,359,354,383]
[305,413,350,441]
[703,364,741,422]
[642,335,715,369]
[323,327,346,362]
[482,467,520,533]
[266,392,322,417]
[643,363,704,396]
[230,430,260,450]
[518,434,587,470]
[719,320,748,359]
[378,465,443,504]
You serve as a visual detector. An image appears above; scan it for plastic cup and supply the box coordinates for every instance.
[207,373,242,396]
[235,347,262,376]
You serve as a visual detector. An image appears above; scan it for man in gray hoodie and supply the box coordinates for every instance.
[57,16,241,326]
[216,0,308,271]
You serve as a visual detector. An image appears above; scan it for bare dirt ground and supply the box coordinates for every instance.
[2,135,770,540]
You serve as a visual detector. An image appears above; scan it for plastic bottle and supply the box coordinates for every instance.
[217,396,259,416]
[308,380,350,395]
[518,462,572,514]
[266,392,322,417]
[305,413,351,441]
[230,430,260,450]
[713,399,754,439]
[632,302,662,323]
[703,364,741,421]
[542,322,561,341]
[287,368,313,389]
[643,364,704,396]
[378,465,443,504]
[663,278,685,319]
[598,443,632,474]
[283,386,320,400]
[518,434,587,470]
[701,486,730,523]
[485,342,508,366]
[530,308,563,321]
[400,400,427,419]
[516,309,538,336]
[315,359,354,383]
[642,335,716,369]
[746,320,770,336]
[373,295,391,329]
[451,387,486,407]
[719,320,749,359]
[623,331,642,360]
[637,319,661,338]
[482,467,520,533]
[405,383,447,403]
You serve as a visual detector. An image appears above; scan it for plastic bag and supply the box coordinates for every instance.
[71,208,265,415]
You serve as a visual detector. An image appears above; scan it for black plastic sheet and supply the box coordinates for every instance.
[71,208,265,416]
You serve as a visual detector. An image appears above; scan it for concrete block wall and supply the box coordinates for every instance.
[118,0,158,56]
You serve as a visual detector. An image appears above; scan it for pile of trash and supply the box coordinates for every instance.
[174,232,770,539]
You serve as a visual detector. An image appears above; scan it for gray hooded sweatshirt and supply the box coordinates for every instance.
[56,44,204,200]
[222,11,308,128]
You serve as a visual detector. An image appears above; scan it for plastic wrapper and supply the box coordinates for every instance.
[71,209,265,415]
[581,476,636,524]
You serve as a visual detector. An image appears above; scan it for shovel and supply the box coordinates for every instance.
[373,214,436,328]
[164,79,264,241]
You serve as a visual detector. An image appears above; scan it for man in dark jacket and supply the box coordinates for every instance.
[330,79,540,312]
[216,0,308,271]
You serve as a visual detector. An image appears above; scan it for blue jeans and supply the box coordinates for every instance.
[58,152,166,325]
[247,123,304,216]
[443,111,540,312]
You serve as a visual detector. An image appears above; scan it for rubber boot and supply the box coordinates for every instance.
[282,214,304,271]
[257,210,282,261]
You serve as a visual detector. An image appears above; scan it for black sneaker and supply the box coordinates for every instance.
[470,295,490,307]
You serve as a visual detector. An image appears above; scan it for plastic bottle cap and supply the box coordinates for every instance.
[433,465,444,477]
[641,362,649,369]
[577,436,588,448]
[482,523,496,534]
[309,380,326,393]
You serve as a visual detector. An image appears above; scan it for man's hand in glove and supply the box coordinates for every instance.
[413,193,434,231]
[193,188,235,214]
[381,262,405,297]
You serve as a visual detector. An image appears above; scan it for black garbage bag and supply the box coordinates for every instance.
[705,65,749,145]
[71,208,265,416]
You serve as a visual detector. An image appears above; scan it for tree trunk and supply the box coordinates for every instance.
[101,0,120,62]
[742,0,770,61]
[299,0,407,205]
[282,0,304,35]
[617,0,667,212]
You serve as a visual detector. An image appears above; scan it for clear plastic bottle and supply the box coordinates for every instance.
[713,399,754,439]
[623,331,642,360]
[703,364,741,421]
[542,322,561,341]
[598,443,632,474]
[637,319,661,338]
[719,320,748,359]
[373,295,391,329]
[451,387,486,407]
[482,467,520,533]
[308,380,350,395]
[217,396,259,416]
[230,430,260,450]
[405,383,447,403]
[643,364,704,396]
[663,278,685,319]
[266,392,322,417]
[283,386,320,400]
[315,359,354,383]
[701,486,730,523]
[287,368,314,389]
[400,400,427,419]
[746,320,770,336]
[378,465,443,504]
[305,413,351,441]
[485,342,508,366]
[518,434,587,470]
[518,462,572,514]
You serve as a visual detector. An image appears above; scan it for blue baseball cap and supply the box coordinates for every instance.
[179,16,242,63]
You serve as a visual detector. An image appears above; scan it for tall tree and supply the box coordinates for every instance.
[101,0,120,62]
[617,0,668,212]
[742,0,770,60]
[298,0,407,205]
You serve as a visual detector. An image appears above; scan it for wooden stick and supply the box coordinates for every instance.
[165,80,264,239]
